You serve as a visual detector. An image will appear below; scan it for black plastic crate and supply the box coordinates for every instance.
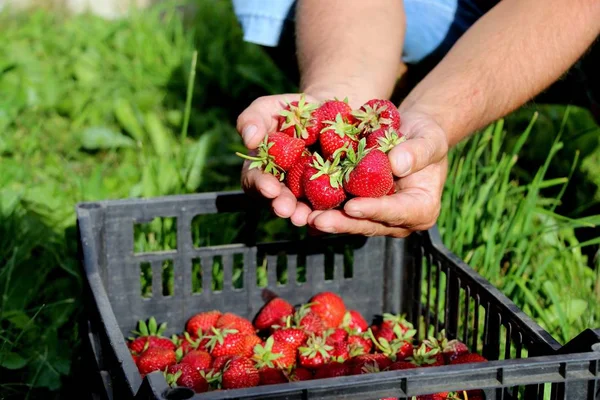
[75,191,600,400]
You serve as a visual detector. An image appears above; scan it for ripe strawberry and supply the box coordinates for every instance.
[216,313,255,336]
[342,138,394,198]
[278,95,320,146]
[258,367,288,385]
[285,149,313,199]
[347,353,392,375]
[369,325,416,361]
[180,349,213,373]
[186,310,221,337]
[272,325,307,350]
[319,113,360,160]
[352,99,401,134]
[348,334,373,356]
[449,353,487,365]
[165,363,209,393]
[136,347,177,375]
[313,361,350,379]
[325,328,348,345]
[387,360,417,371]
[309,292,346,329]
[203,327,246,358]
[298,335,333,369]
[254,297,295,331]
[241,334,263,358]
[221,356,260,389]
[406,343,445,367]
[365,127,406,153]
[330,341,350,362]
[422,330,469,363]
[374,326,395,343]
[287,367,313,381]
[342,310,369,334]
[211,355,233,372]
[381,313,414,333]
[295,308,326,337]
[128,317,176,355]
[302,153,346,210]
[252,336,296,369]
[415,392,452,400]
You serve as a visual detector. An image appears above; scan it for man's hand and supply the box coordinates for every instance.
[307,110,448,237]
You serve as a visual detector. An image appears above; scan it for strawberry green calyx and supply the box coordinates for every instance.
[129,316,167,340]
[235,136,286,181]
[321,113,360,139]
[164,369,183,387]
[382,313,414,330]
[375,128,406,153]
[202,326,238,352]
[340,138,370,182]
[298,335,333,360]
[406,343,441,366]
[308,153,344,189]
[279,94,319,140]
[392,324,417,342]
[352,103,394,132]
[251,336,283,369]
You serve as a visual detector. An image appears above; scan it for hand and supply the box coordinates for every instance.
[236,93,322,226]
[307,110,449,238]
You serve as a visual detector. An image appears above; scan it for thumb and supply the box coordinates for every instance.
[236,94,300,149]
[388,125,448,177]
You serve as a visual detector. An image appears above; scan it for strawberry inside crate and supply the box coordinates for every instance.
[76,192,599,400]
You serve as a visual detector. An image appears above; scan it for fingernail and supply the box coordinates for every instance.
[393,152,412,176]
[242,125,258,145]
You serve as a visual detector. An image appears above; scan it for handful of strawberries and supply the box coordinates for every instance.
[128,291,487,399]
[236,96,407,210]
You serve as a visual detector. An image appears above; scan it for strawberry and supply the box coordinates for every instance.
[352,99,401,134]
[216,313,255,336]
[136,347,177,375]
[313,361,350,379]
[295,310,326,337]
[406,343,445,367]
[342,310,369,334]
[302,153,346,210]
[186,310,221,337]
[449,353,487,365]
[165,363,209,393]
[221,356,260,389]
[330,340,350,362]
[211,355,233,372]
[365,127,406,153]
[258,367,288,385]
[287,367,313,381]
[171,332,204,355]
[254,297,295,331]
[347,353,392,375]
[309,291,346,329]
[386,360,417,371]
[272,325,307,350]
[415,392,451,400]
[325,328,348,345]
[374,326,395,343]
[128,317,176,355]
[203,327,246,358]
[319,113,360,160]
[348,334,373,356]
[241,334,263,358]
[341,138,394,198]
[381,313,414,333]
[422,330,469,363]
[252,336,296,369]
[298,335,333,369]
[285,149,313,199]
[278,95,320,146]
[180,349,213,373]
[236,132,306,180]
[368,325,417,361]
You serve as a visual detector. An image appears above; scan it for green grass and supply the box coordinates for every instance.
[0,1,599,399]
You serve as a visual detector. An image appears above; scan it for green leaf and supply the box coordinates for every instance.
[184,130,219,191]
[114,98,145,142]
[145,112,173,157]
[0,352,28,370]
[80,127,135,150]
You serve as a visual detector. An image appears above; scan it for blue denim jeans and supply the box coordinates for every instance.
[231,0,497,65]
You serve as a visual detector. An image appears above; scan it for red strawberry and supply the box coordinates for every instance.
[341,138,394,198]
[252,336,296,369]
[325,328,348,345]
[365,127,406,152]
[254,297,295,331]
[319,113,360,160]
[216,313,255,336]
[422,330,469,363]
[309,292,346,329]
[287,367,313,381]
[203,327,246,358]
[374,326,395,343]
[241,334,263,358]
[258,367,288,385]
[352,99,401,134]
[406,343,445,367]
[330,341,350,362]
[348,334,373,355]
[342,310,369,334]
[285,149,313,199]
[180,349,213,373]
[186,310,221,337]
[221,356,260,389]
[136,347,177,375]
[302,153,346,210]
[381,313,414,333]
[387,360,417,371]
[211,355,233,372]
[165,363,209,393]
[236,132,306,180]
[449,353,487,365]
[278,95,320,146]
[347,353,392,375]
[298,335,333,369]
[128,317,176,354]
[295,310,326,337]
[272,325,307,350]
[415,392,452,400]
[313,361,350,379]
[369,325,417,361]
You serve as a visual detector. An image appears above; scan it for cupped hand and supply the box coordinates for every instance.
[307,110,449,238]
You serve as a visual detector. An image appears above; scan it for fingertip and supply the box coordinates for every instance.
[291,202,311,226]
[388,145,414,177]
[272,187,297,218]
[255,174,283,199]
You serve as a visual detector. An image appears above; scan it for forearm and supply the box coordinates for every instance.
[400,0,600,147]
[296,0,405,106]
